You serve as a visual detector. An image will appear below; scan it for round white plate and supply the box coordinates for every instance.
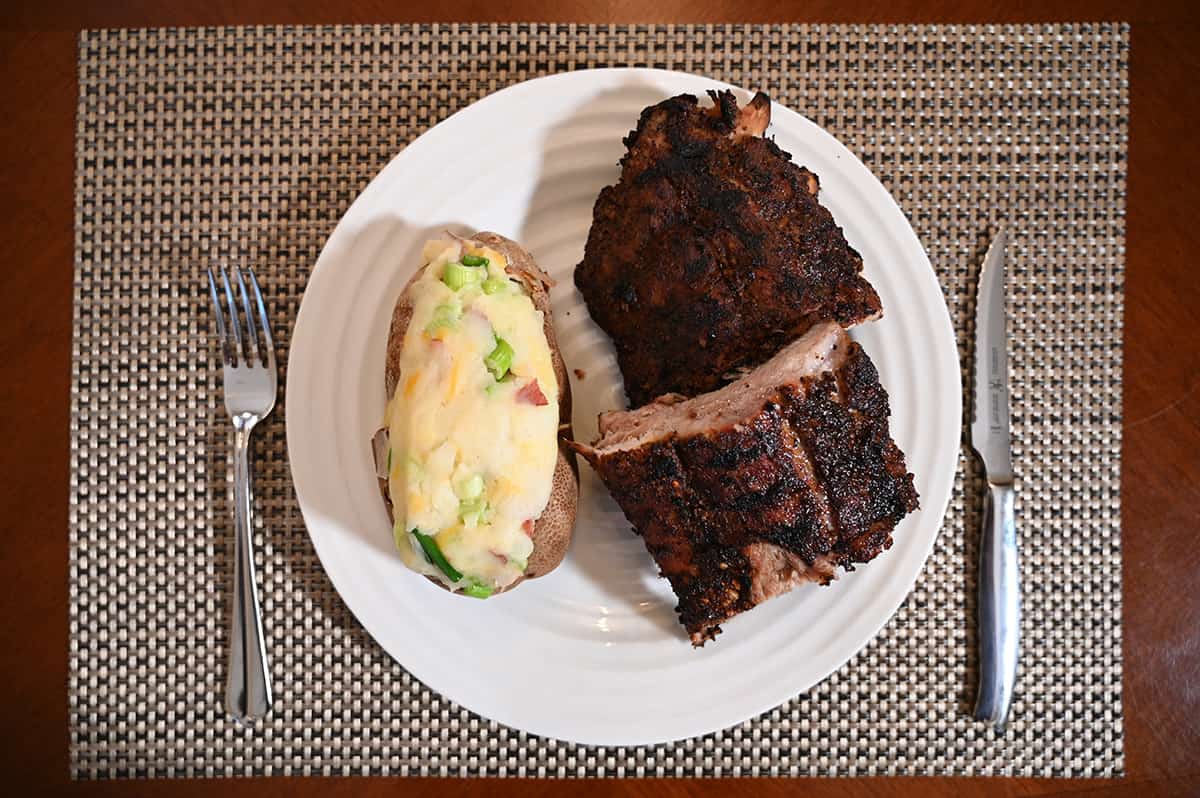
[287,68,960,747]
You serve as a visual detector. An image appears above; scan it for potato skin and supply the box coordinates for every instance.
[381,232,579,593]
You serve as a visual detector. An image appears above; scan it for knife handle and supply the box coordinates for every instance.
[973,481,1020,730]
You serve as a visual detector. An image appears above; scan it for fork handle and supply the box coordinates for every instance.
[224,418,273,723]
[973,481,1019,730]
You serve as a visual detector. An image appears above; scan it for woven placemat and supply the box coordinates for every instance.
[70,23,1127,778]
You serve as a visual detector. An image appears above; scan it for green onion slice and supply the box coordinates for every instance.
[484,338,514,380]
[464,581,494,599]
[482,277,510,295]
[442,261,483,291]
[412,530,462,582]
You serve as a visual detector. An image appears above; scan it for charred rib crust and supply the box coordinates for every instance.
[576,90,882,405]
[580,342,918,643]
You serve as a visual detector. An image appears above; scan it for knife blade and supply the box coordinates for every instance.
[971,231,1014,483]
[968,230,1020,731]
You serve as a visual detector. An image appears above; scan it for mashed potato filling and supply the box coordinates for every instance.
[384,239,559,596]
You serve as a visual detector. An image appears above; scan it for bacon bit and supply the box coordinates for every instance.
[573,368,587,380]
[521,519,535,537]
[515,378,549,406]
[490,550,509,565]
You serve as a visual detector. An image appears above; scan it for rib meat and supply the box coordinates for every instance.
[575,90,882,406]
[571,322,918,645]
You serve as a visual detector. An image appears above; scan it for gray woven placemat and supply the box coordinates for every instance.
[70,23,1127,778]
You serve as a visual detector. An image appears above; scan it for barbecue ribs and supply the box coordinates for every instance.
[575,90,882,406]
[571,322,918,645]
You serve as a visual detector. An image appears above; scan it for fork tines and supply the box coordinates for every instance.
[207,267,276,370]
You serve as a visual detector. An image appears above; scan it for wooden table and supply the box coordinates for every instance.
[2,1,1196,795]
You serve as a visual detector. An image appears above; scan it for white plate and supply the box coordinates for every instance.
[286,68,960,747]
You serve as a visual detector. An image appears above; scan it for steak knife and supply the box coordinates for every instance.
[969,230,1020,730]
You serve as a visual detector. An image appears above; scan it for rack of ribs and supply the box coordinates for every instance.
[574,90,882,407]
[571,322,918,645]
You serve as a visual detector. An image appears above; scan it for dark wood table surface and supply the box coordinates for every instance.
[2,1,1197,796]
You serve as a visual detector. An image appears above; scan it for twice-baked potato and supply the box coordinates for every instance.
[374,232,578,597]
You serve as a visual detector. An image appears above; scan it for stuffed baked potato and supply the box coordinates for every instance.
[374,232,578,597]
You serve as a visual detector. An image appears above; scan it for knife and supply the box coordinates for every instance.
[969,230,1020,731]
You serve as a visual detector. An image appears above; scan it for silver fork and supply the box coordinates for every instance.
[207,266,276,724]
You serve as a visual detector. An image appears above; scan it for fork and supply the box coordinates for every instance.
[207,266,276,724]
